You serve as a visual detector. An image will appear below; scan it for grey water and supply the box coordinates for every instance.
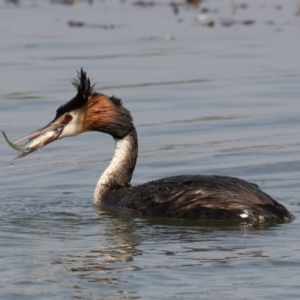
[0,0,300,299]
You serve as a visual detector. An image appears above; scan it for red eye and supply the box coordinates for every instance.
[64,114,73,123]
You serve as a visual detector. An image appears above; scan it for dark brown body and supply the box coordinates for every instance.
[101,175,294,222]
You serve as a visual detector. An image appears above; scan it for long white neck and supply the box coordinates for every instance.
[93,129,138,204]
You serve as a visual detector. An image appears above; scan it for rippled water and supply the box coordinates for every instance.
[1,0,300,299]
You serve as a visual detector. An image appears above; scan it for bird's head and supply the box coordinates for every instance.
[3,69,133,159]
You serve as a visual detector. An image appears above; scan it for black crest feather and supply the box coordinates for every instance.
[55,68,96,118]
[72,68,96,99]
[110,95,122,106]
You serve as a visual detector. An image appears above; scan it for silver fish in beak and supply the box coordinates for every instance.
[2,122,65,159]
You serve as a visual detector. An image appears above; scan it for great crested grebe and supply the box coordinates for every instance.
[3,69,294,222]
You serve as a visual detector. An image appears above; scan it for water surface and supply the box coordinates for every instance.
[0,0,300,299]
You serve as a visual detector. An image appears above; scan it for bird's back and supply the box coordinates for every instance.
[101,175,294,222]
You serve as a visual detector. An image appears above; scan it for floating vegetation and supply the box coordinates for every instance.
[133,1,155,7]
[67,20,120,30]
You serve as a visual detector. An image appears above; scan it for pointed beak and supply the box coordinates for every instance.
[2,121,66,159]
